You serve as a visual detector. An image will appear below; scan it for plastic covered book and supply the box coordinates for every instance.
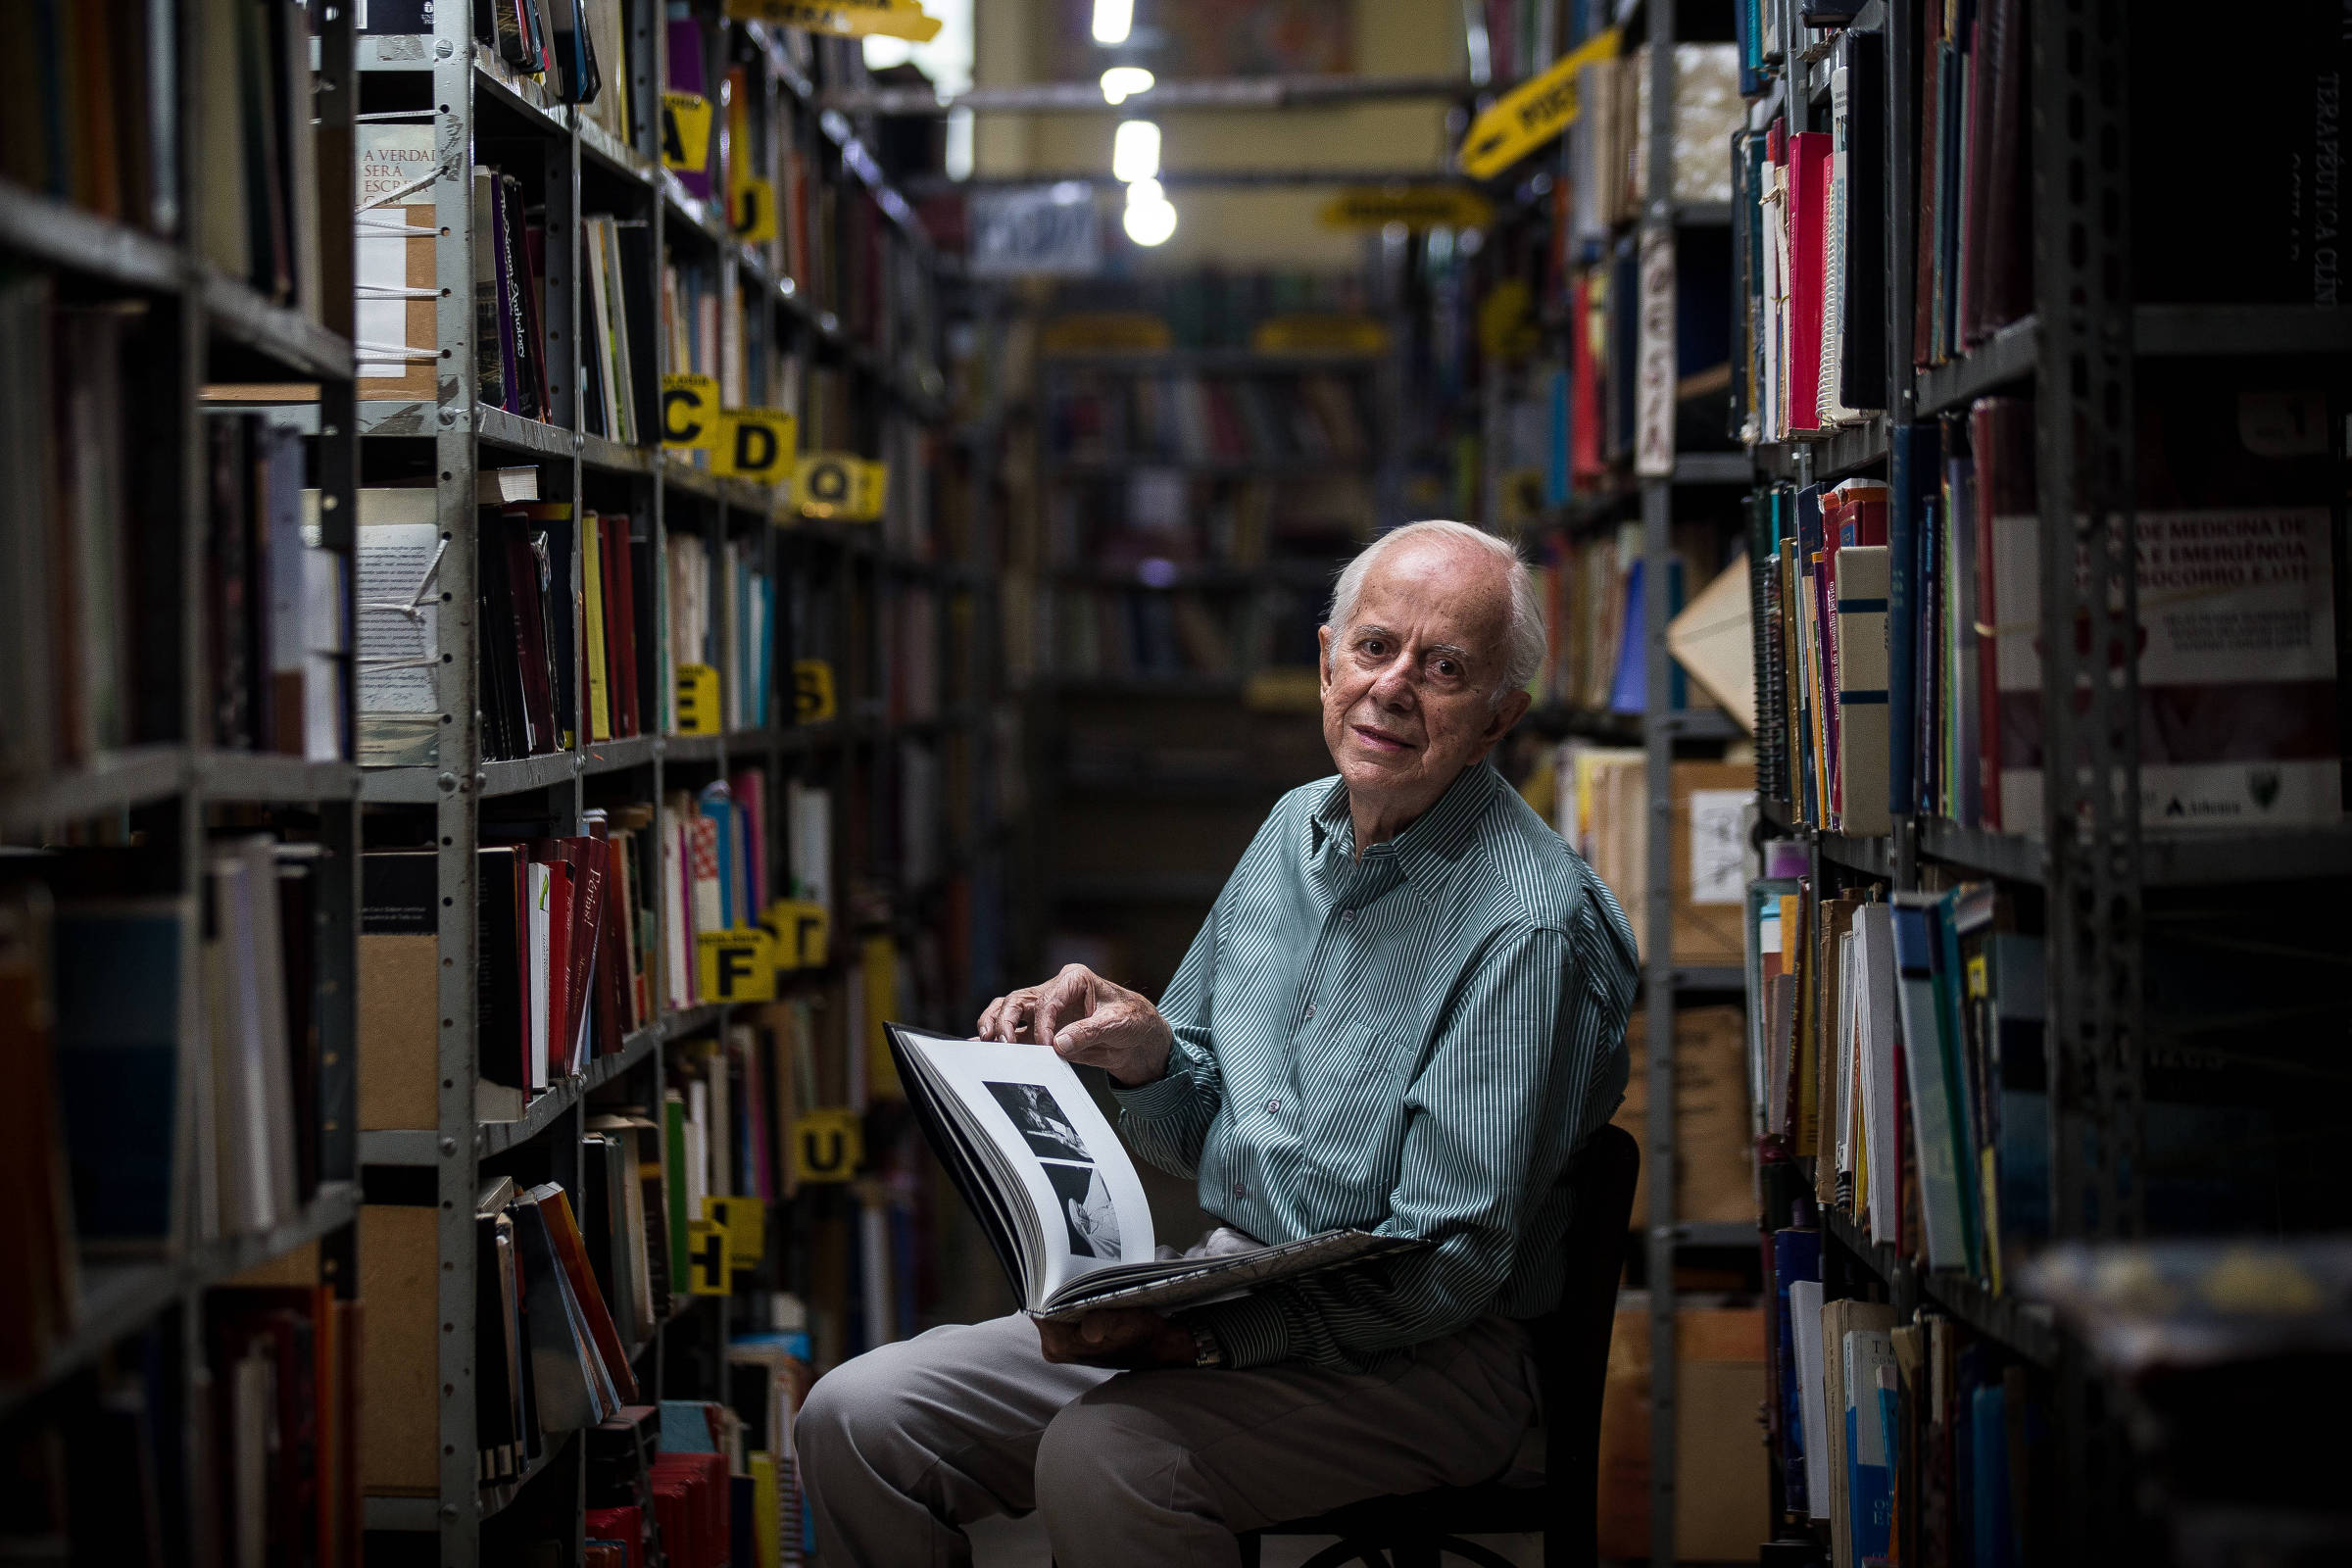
[885,1023,1426,1322]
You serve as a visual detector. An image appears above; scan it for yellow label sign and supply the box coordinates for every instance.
[710,407,798,481]
[702,1197,766,1266]
[795,454,886,520]
[660,91,714,172]
[862,935,903,1101]
[731,176,778,243]
[791,659,837,724]
[661,371,722,449]
[1318,186,1494,231]
[790,1107,863,1184]
[673,662,722,735]
[1457,28,1620,180]
[760,898,830,970]
[697,927,778,1002]
[724,0,941,41]
[1250,314,1391,357]
[684,1218,733,1294]
[1039,312,1173,355]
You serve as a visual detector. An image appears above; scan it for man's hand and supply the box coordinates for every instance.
[975,964,1174,1089]
[1036,1308,1196,1369]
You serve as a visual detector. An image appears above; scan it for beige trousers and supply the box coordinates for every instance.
[794,1310,1538,1568]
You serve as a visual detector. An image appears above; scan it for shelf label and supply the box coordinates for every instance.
[685,1218,733,1293]
[1318,187,1493,232]
[711,407,799,481]
[791,1107,863,1184]
[661,92,714,172]
[673,662,722,734]
[795,453,888,520]
[698,927,779,1003]
[702,1197,766,1266]
[1457,27,1619,180]
[661,372,722,449]
[791,659,837,724]
[724,0,942,42]
[1251,314,1390,357]
[760,898,830,970]
[731,176,778,244]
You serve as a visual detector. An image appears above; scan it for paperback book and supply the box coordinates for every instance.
[886,1024,1425,1321]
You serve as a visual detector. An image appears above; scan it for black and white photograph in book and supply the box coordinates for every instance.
[984,1079,1094,1163]
[1042,1160,1121,1260]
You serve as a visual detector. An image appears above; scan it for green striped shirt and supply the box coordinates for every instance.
[1112,760,1641,1373]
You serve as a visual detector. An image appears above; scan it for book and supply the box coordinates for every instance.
[886,1024,1427,1320]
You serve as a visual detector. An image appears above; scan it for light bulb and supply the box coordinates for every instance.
[1123,191,1177,247]
[1100,66,1154,105]
[1091,0,1133,44]
[1111,119,1160,184]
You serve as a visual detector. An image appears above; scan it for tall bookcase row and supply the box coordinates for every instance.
[1734,0,2351,1560]
[1,0,368,1560]
[3,2,993,1566]
[1468,1,1766,1559]
[338,4,1001,1567]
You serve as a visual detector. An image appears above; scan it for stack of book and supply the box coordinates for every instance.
[1752,370,2345,834]
[1046,371,1375,466]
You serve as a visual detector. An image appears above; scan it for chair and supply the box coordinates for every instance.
[1237,1123,1641,1568]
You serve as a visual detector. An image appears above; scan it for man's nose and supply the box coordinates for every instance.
[1369,653,1417,708]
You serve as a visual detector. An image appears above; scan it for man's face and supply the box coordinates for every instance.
[1317,536,1529,826]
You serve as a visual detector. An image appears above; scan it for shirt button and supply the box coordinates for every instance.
[1304,1004,1316,1019]
[1342,908,1356,923]
[1266,1098,1282,1113]
[1233,1182,1248,1200]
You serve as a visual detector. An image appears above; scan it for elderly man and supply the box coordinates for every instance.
[798,519,1640,1566]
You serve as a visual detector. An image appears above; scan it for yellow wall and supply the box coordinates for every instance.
[974,0,1464,270]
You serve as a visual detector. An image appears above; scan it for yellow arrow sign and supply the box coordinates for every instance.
[1318,186,1494,231]
[724,0,941,42]
[1457,29,1620,181]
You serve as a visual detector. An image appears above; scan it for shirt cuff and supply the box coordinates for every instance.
[1182,1293,1295,1371]
[1107,1040,1202,1121]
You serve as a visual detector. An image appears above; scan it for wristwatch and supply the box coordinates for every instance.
[1189,1322,1227,1369]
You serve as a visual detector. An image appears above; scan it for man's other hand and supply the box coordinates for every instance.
[975,964,1174,1088]
[1036,1308,1196,1369]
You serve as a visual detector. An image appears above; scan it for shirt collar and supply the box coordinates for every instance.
[1307,762,1502,895]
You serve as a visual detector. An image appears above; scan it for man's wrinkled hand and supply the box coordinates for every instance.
[975,964,1174,1088]
[1035,1307,1196,1369]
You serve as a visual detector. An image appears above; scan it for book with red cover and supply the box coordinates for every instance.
[531,1183,641,1401]
[500,523,558,754]
[529,842,575,1081]
[1971,398,2032,830]
[602,514,641,737]
[584,1505,645,1568]
[1785,131,1833,436]
[1911,0,1941,368]
[565,839,607,1071]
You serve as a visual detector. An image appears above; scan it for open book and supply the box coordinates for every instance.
[887,1023,1428,1322]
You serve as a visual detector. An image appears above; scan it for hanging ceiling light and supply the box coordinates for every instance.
[1123,177,1177,246]
[1110,119,1160,183]
[1100,66,1154,105]
[1091,0,1133,45]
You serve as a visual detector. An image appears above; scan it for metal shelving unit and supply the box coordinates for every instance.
[0,0,366,1524]
[350,9,977,1563]
[1743,0,2352,1556]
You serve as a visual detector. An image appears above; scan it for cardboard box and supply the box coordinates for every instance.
[359,1203,438,1494]
[1597,1306,1770,1561]
[1578,759,1754,968]
[1614,1004,1757,1226]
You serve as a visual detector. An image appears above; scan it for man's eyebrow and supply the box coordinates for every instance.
[1424,641,1475,662]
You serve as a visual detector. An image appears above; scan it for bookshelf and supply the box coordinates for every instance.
[1736,0,2352,1558]
[0,0,366,1558]
[1465,3,1767,1557]
[343,5,987,1564]
[1011,324,1399,997]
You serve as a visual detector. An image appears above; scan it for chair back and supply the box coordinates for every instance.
[1533,1122,1640,1568]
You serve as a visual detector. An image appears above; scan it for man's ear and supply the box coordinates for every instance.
[1316,625,1334,692]
[1480,688,1533,750]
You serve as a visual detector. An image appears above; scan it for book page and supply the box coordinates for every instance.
[356,519,443,764]
[904,1038,1156,1299]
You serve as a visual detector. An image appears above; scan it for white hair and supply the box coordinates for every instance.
[1323,519,1545,705]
